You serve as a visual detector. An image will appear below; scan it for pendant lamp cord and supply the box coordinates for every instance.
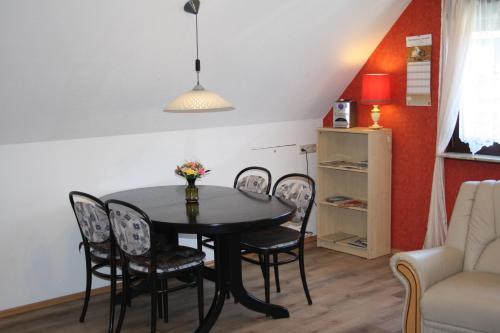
[195,13,200,85]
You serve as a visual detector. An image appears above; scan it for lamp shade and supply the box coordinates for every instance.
[164,84,234,113]
[361,74,391,105]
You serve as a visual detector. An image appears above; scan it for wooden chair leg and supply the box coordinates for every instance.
[108,260,116,333]
[163,278,168,323]
[258,253,266,279]
[158,280,163,319]
[263,251,270,304]
[298,245,312,305]
[80,256,92,322]
[150,275,157,333]
[126,272,132,308]
[273,253,281,293]
[197,267,204,324]
[116,262,128,333]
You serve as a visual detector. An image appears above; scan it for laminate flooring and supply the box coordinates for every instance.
[0,247,404,333]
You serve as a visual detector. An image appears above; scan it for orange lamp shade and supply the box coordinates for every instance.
[361,74,391,105]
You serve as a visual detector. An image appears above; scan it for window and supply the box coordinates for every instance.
[447,116,500,155]
[447,0,500,156]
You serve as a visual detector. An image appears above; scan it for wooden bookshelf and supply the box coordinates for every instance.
[316,127,392,259]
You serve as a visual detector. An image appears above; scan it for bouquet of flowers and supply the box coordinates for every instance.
[175,161,209,180]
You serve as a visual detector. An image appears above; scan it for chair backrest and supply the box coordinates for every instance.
[272,173,315,235]
[69,191,110,244]
[233,166,272,195]
[105,199,153,258]
[446,180,500,274]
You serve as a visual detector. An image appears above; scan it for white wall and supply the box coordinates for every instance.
[0,118,319,311]
[0,0,410,144]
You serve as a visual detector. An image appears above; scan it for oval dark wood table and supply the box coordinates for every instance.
[101,185,296,333]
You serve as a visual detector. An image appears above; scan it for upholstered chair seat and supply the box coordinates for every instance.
[421,271,500,332]
[391,180,500,333]
[241,226,301,250]
[128,245,205,274]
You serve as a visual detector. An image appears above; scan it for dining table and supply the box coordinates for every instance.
[101,185,296,333]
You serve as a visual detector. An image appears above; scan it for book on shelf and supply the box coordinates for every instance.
[325,195,368,209]
[319,160,368,171]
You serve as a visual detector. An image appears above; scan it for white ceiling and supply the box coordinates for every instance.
[0,0,410,145]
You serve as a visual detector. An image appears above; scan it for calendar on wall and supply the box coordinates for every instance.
[406,34,432,107]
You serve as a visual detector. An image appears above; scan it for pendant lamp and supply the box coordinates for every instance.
[164,0,234,113]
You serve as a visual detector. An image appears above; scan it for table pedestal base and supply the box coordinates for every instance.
[196,234,289,333]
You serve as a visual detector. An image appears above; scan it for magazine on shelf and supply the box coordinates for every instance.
[347,237,367,248]
[325,195,368,209]
[331,232,357,242]
[320,160,368,171]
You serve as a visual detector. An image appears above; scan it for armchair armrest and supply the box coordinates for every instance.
[392,246,464,292]
[390,247,464,333]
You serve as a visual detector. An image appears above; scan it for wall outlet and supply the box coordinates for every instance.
[300,144,317,154]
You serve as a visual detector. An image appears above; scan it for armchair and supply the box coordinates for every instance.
[391,180,500,333]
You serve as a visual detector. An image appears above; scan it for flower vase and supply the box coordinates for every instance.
[186,202,199,223]
[185,178,199,203]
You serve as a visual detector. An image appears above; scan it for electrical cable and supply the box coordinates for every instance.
[303,150,317,207]
[195,13,200,85]
[305,150,309,177]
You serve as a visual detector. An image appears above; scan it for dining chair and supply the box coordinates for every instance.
[106,199,205,333]
[198,166,272,251]
[233,166,272,194]
[69,191,123,323]
[240,173,316,305]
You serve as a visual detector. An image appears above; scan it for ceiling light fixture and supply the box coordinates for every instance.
[164,0,234,113]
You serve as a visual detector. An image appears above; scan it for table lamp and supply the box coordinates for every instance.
[360,74,391,129]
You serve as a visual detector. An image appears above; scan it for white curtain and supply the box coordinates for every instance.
[460,0,500,153]
[424,0,475,248]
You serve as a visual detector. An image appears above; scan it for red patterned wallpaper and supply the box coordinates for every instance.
[322,0,500,250]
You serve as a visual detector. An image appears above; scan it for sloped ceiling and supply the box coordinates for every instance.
[0,0,410,145]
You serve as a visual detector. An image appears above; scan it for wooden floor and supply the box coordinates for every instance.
[0,247,404,333]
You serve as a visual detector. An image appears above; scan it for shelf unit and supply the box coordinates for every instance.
[316,127,392,259]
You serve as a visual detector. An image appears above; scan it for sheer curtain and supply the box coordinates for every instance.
[460,0,500,153]
[424,0,475,248]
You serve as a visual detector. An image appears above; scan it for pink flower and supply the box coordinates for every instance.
[198,168,205,175]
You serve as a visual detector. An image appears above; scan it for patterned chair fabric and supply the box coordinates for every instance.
[236,175,269,194]
[129,245,205,274]
[73,197,110,243]
[108,204,151,257]
[89,241,121,260]
[274,179,313,225]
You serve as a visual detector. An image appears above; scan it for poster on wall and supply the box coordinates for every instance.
[406,34,432,106]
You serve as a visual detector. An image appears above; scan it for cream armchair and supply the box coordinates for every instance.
[391,180,500,333]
